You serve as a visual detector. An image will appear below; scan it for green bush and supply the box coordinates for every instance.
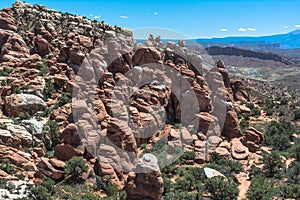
[55,92,71,108]
[247,176,278,200]
[14,87,22,94]
[0,178,7,189]
[251,107,261,117]
[37,59,49,76]
[162,190,201,200]
[105,182,119,197]
[260,151,284,178]
[28,185,51,200]
[0,158,16,175]
[240,119,249,133]
[43,78,54,99]
[294,109,300,121]
[264,121,295,150]
[42,177,55,194]
[248,164,262,180]
[0,67,14,76]
[266,109,274,116]
[18,112,31,120]
[42,120,60,150]
[64,156,88,181]
[204,176,239,200]
[0,124,7,130]
[210,152,243,175]
[180,151,195,164]
[286,161,300,184]
[277,184,300,199]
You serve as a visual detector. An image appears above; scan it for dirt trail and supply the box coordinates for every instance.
[236,172,250,200]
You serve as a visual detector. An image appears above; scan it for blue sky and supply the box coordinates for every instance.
[1,0,300,39]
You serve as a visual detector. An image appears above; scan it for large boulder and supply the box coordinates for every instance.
[125,154,164,200]
[231,138,249,160]
[4,94,46,117]
[241,127,263,152]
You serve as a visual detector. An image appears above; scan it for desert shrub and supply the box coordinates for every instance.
[294,109,300,121]
[79,192,100,200]
[95,176,105,190]
[260,151,284,178]
[280,98,288,105]
[277,184,300,199]
[174,173,195,191]
[0,178,7,189]
[37,59,49,76]
[119,190,127,200]
[0,158,16,175]
[180,151,195,164]
[204,176,239,200]
[210,152,243,174]
[42,177,55,194]
[266,109,274,116]
[14,87,21,94]
[264,121,295,150]
[265,121,295,150]
[162,190,201,200]
[251,107,261,117]
[16,174,25,180]
[173,123,182,129]
[240,119,249,133]
[65,156,88,181]
[0,67,14,76]
[162,173,173,194]
[286,161,300,184]
[42,106,53,117]
[55,92,71,108]
[42,120,60,150]
[18,112,31,120]
[28,185,51,200]
[43,78,54,99]
[105,182,119,197]
[0,124,7,130]
[248,164,262,180]
[247,176,278,200]
[245,102,255,110]
[143,137,168,154]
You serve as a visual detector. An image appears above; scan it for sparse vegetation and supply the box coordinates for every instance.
[43,78,54,99]
[0,67,14,76]
[0,159,16,175]
[42,120,60,150]
[55,92,71,108]
[37,59,49,76]
[64,156,88,181]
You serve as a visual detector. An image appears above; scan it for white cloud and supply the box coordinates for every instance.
[283,25,289,29]
[93,15,101,19]
[248,28,256,31]
[90,14,93,17]
[154,12,158,15]
[238,28,246,32]
[295,24,300,28]
[220,28,227,32]
[120,15,128,19]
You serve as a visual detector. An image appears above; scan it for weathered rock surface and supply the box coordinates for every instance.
[125,154,164,200]
[4,94,46,117]
[241,127,263,152]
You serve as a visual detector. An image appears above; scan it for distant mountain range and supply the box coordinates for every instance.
[193,30,300,49]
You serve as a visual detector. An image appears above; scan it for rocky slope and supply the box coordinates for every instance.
[0,2,271,200]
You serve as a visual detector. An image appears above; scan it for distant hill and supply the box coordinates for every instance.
[194,30,300,49]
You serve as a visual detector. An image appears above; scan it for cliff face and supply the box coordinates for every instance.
[0,2,259,199]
